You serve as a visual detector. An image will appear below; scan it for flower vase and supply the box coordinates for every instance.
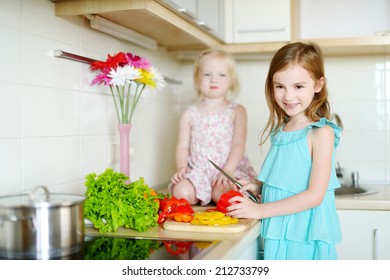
[118,123,131,181]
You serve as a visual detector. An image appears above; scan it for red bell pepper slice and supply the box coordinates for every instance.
[216,190,243,213]
[157,196,194,224]
[164,241,192,255]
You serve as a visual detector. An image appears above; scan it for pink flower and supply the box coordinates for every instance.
[126,53,151,70]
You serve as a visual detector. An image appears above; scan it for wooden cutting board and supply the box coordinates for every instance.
[163,218,258,233]
[162,207,258,233]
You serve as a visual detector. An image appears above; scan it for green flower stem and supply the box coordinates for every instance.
[109,86,121,123]
[124,82,132,124]
[119,85,126,123]
[129,83,146,123]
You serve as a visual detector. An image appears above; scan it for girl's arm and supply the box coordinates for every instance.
[222,104,248,173]
[212,104,248,187]
[228,125,334,220]
[171,109,192,184]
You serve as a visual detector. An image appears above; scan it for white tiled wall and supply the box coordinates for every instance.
[0,0,183,195]
[0,0,389,197]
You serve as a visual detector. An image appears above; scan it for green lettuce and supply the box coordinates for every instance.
[84,168,161,233]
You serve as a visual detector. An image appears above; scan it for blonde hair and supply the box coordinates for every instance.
[260,42,330,145]
[193,48,240,101]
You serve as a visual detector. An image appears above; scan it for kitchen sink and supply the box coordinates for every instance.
[335,185,377,196]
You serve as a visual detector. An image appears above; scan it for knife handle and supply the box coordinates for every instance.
[245,190,259,203]
[235,182,258,203]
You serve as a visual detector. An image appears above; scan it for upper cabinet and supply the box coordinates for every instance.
[299,0,390,39]
[51,0,223,51]
[225,0,291,44]
[157,0,225,40]
[197,0,225,40]
[51,0,390,56]
[294,0,390,55]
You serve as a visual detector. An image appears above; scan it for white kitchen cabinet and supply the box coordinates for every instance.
[226,0,291,43]
[299,0,390,39]
[337,210,390,260]
[158,0,225,40]
[197,0,225,40]
[52,0,390,55]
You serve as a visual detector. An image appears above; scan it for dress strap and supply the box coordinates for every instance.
[308,118,342,148]
[271,118,342,147]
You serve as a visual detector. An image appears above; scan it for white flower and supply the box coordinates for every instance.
[150,67,166,90]
[108,65,141,86]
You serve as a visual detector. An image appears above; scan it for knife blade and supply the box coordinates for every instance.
[208,159,259,203]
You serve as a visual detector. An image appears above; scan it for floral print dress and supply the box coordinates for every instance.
[179,102,257,205]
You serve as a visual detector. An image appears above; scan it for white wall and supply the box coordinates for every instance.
[0,0,389,197]
[0,0,184,196]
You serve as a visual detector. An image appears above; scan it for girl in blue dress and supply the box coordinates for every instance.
[227,42,342,260]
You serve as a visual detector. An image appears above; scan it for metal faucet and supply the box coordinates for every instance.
[336,162,344,179]
[351,172,359,187]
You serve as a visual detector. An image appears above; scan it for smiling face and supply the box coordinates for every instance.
[273,64,324,121]
[198,54,233,100]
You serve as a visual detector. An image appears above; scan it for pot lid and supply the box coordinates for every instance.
[0,186,85,208]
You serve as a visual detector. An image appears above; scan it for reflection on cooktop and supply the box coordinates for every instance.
[83,235,219,260]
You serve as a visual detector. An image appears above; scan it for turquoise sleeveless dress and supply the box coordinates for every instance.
[258,118,342,260]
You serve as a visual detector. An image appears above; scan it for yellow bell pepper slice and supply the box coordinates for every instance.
[190,211,238,226]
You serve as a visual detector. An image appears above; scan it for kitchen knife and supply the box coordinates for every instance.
[208,159,259,203]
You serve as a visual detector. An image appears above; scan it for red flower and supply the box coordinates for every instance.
[91,52,128,71]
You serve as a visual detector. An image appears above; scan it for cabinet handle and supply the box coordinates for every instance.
[238,28,285,34]
[177,7,196,20]
[196,21,212,31]
[373,228,379,260]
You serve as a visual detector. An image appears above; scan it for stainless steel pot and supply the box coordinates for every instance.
[0,186,85,259]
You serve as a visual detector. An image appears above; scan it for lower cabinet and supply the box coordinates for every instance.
[236,236,261,260]
[337,210,390,260]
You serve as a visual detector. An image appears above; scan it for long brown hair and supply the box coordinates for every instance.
[260,42,330,145]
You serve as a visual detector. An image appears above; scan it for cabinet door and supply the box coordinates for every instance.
[231,0,291,43]
[197,0,225,39]
[299,0,390,39]
[337,210,390,260]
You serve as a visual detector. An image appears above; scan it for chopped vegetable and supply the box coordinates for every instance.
[84,168,164,233]
[216,190,243,213]
[163,240,192,255]
[194,241,218,249]
[157,196,194,224]
[168,213,193,222]
[190,211,238,226]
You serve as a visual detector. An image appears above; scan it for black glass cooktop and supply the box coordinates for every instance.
[1,236,219,260]
[81,235,219,260]
[49,234,218,260]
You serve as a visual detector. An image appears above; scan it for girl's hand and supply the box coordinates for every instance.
[211,173,233,190]
[235,180,262,197]
[171,167,190,184]
[225,195,260,219]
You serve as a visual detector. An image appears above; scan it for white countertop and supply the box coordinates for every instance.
[335,185,390,211]
[83,185,390,260]
[85,214,262,260]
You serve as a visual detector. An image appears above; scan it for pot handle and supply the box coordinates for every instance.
[29,185,50,203]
